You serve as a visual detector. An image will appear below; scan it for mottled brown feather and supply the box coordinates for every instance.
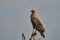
[30,10,45,38]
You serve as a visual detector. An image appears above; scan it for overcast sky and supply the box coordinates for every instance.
[0,0,60,40]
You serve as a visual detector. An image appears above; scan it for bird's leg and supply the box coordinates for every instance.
[32,26,35,33]
[32,27,37,36]
[35,27,37,35]
[33,28,34,33]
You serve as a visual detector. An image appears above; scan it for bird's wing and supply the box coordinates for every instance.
[31,16,45,32]
[32,16,42,26]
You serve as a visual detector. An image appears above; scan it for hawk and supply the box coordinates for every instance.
[30,10,45,38]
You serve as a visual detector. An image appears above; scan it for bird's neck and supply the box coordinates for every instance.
[32,12,36,16]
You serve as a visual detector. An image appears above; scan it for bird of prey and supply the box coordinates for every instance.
[30,10,45,38]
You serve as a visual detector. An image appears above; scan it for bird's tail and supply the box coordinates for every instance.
[40,32,45,38]
[36,27,45,38]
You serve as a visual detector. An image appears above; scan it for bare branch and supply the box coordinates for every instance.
[22,33,26,40]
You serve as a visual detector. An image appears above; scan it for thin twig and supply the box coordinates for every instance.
[22,33,26,40]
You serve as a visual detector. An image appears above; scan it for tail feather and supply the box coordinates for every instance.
[40,32,45,38]
[35,27,45,38]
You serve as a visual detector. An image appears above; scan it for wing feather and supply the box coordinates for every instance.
[31,16,45,32]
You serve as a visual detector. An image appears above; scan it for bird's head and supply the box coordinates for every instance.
[31,10,35,13]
